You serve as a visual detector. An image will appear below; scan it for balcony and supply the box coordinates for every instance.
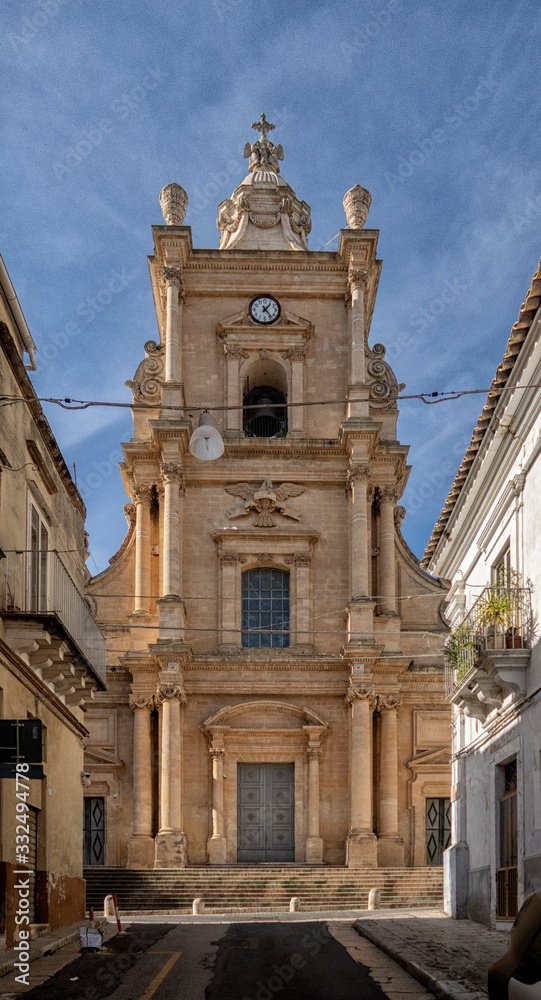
[445,585,534,721]
[1,550,106,702]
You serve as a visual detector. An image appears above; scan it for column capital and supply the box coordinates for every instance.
[129,693,155,712]
[159,461,185,490]
[346,463,372,496]
[224,344,249,360]
[209,747,226,762]
[377,694,402,711]
[345,682,376,708]
[282,346,306,362]
[306,746,323,762]
[162,265,182,289]
[379,485,400,505]
[156,682,187,705]
[219,552,238,566]
[347,267,369,298]
[132,483,154,505]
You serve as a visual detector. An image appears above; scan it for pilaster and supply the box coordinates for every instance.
[154,672,187,868]
[345,682,377,867]
[376,694,404,867]
[126,693,155,869]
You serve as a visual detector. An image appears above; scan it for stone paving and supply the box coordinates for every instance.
[353,908,510,999]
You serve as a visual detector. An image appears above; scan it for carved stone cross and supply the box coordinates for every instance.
[251,113,275,140]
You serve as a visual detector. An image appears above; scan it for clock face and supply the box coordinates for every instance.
[249,294,281,325]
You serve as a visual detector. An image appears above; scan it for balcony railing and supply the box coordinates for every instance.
[1,550,106,683]
[445,585,534,699]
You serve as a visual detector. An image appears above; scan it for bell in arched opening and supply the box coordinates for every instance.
[243,385,287,438]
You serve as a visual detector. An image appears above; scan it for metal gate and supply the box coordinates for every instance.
[426,797,451,865]
[237,764,294,862]
[83,797,105,865]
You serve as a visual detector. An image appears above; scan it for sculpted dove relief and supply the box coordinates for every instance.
[225,480,305,527]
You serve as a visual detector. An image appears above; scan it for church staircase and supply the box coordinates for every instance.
[84,865,443,914]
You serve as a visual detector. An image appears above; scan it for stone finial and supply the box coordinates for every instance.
[343,184,372,229]
[159,183,188,225]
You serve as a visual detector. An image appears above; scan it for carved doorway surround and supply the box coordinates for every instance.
[201,700,329,864]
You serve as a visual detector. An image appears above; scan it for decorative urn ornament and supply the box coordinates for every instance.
[343,184,372,229]
[159,183,188,226]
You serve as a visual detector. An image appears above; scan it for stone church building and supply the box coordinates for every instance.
[84,117,452,872]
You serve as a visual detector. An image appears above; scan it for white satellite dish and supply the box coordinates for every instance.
[189,412,225,461]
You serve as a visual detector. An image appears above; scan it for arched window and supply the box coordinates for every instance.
[241,568,290,648]
[243,358,288,438]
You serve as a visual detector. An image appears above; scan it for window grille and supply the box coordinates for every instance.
[241,568,290,647]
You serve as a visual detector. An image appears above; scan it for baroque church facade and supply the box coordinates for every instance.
[84,117,452,870]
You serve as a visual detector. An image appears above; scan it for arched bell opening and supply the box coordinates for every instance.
[243,358,288,438]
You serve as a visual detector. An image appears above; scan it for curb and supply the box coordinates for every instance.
[353,921,487,1000]
[0,917,108,980]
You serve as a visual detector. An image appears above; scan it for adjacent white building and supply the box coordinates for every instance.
[425,258,541,928]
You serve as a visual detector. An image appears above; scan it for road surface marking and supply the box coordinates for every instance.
[138,951,182,1000]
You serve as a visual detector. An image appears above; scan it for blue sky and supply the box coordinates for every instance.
[2,0,541,573]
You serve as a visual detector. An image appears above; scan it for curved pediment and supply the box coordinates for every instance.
[202,700,328,731]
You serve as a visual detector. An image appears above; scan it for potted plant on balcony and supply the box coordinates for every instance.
[475,590,514,649]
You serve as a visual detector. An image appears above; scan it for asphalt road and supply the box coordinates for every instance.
[10,920,436,1000]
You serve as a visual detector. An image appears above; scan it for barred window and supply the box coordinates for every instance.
[241,568,290,648]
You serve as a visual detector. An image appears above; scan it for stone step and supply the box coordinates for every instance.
[84,865,443,913]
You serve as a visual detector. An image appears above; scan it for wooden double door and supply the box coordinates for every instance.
[237,763,295,862]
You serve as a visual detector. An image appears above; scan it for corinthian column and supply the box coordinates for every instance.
[132,484,153,616]
[127,694,155,868]
[154,679,187,868]
[160,462,183,597]
[156,463,186,637]
[208,747,227,863]
[162,266,183,383]
[346,684,377,867]
[347,267,369,419]
[348,464,374,643]
[379,486,399,615]
[377,695,404,866]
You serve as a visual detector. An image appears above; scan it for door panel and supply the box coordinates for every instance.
[237,763,294,862]
[83,797,105,865]
[426,797,450,865]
